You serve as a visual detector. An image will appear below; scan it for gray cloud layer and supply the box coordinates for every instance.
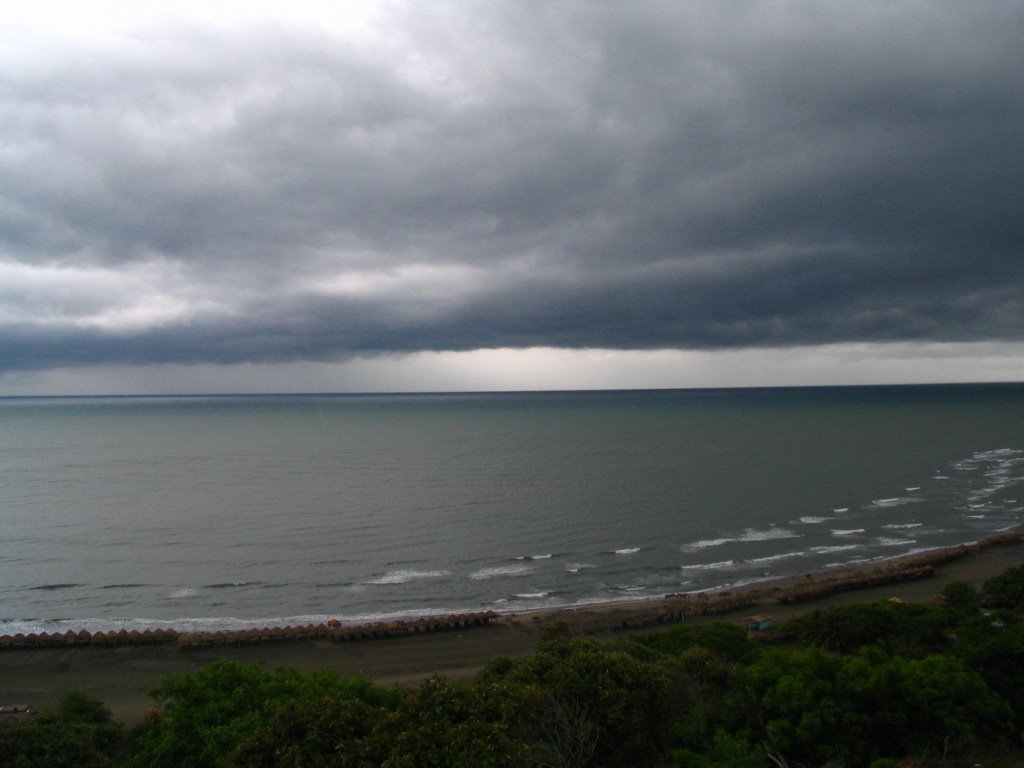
[2,1,1022,372]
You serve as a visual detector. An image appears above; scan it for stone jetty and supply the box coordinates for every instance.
[0,611,499,650]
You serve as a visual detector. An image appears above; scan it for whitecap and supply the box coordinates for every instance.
[514,553,553,560]
[168,588,197,599]
[810,544,859,554]
[680,537,735,551]
[365,569,450,585]
[832,528,865,536]
[613,547,641,555]
[797,516,830,524]
[680,560,737,571]
[739,527,799,542]
[832,507,849,513]
[872,497,921,508]
[748,551,805,565]
[876,537,916,547]
[564,563,593,573]
[470,564,534,580]
[882,523,922,529]
[513,592,549,599]
[905,487,921,492]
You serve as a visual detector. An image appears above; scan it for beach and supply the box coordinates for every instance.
[3,535,1021,725]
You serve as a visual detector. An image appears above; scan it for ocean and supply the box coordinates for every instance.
[1,384,1022,634]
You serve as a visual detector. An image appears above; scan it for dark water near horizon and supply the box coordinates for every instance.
[1,384,1023,634]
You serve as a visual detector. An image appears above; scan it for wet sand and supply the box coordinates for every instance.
[2,538,1021,725]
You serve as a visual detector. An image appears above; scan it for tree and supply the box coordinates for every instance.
[128,660,395,768]
[480,635,675,767]
[0,692,126,768]
[982,565,1024,612]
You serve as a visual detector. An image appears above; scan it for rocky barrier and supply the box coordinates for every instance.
[0,611,499,650]
[610,530,1023,631]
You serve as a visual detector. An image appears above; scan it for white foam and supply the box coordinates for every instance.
[681,526,798,552]
[748,551,805,565]
[831,528,865,536]
[811,544,859,554]
[740,526,798,542]
[680,559,737,571]
[168,588,197,599]
[613,547,641,555]
[882,523,922,529]
[365,569,450,585]
[513,592,549,599]
[564,563,593,573]
[797,516,830,524]
[905,487,921,491]
[876,537,916,547]
[681,536,734,551]
[470,564,534,580]
[832,507,849,513]
[515,553,553,560]
[871,497,921,508]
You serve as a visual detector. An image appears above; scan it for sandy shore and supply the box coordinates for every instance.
[2,536,1021,725]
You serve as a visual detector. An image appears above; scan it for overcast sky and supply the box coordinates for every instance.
[2,1,1022,394]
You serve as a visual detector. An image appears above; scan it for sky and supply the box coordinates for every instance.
[1,1,1022,395]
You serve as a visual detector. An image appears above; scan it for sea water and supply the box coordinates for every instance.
[1,384,1022,634]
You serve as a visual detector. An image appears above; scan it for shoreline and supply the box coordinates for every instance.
[4,530,1020,648]
[1,532,1022,724]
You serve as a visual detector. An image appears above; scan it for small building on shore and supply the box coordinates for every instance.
[741,615,774,632]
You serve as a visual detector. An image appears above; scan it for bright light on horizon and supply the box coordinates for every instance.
[1,342,1022,397]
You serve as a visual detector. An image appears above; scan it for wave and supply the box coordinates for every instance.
[565,563,593,573]
[470,564,534,580]
[27,583,83,591]
[204,581,264,589]
[513,592,549,599]
[832,529,865,536]
[681,537,734,551]
[514,553,553,560]
[680,559,738,572]
[810,544,859,554]
[168,588,198,599]
[101,583,149,589]
[612,547,641,555]
[875,537,916,547]
[681,527,799,552]
[365,570,450,586]
[748,551,806,565]
[796,516,830,524]
[871,497,922,508]
[882,523,922,529]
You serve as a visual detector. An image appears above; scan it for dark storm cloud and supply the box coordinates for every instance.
[1,1,1022,372]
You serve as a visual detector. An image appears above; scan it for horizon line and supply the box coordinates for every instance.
[2,380,1022,400]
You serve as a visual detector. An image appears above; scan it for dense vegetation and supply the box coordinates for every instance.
[4,566,1024,767]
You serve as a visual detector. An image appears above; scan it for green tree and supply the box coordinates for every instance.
[128,660,395,768]
[480,635,675,767]
[784,601,949,656]
[231,696,389,767]
[0,692,126,768]
[983,565,1024,612]
[640,622,757,664]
